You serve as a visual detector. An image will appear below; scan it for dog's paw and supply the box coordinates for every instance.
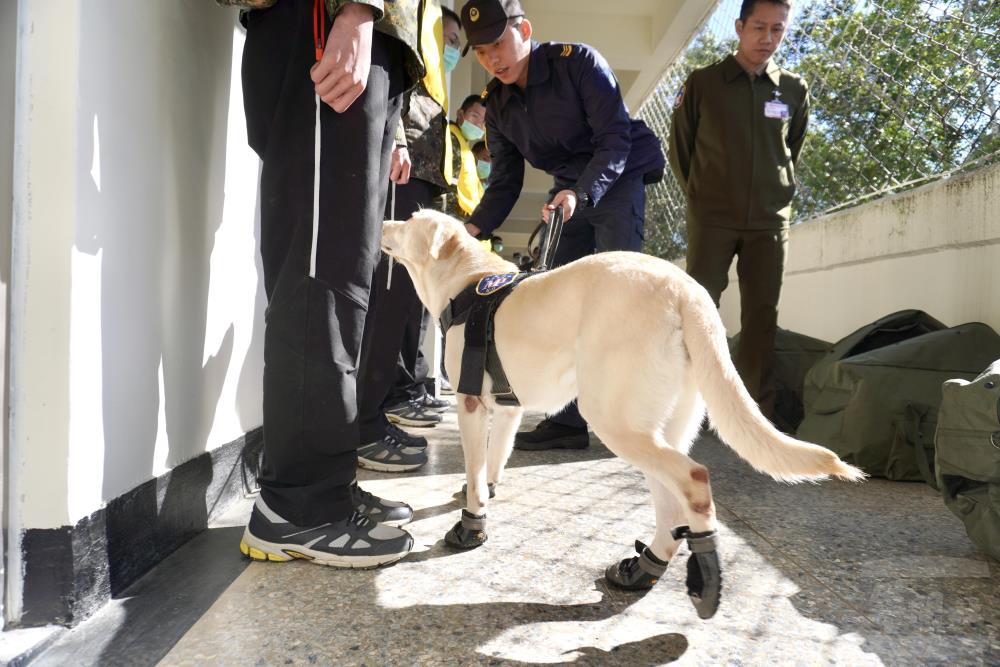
[672,526,722,619]
[444,510,488,549]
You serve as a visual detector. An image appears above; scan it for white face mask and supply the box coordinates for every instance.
[460,120,485,142]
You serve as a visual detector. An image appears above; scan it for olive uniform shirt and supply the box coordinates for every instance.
[669,55,809,230]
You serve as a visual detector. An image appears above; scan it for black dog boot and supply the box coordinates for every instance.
[672,526,722,619]
[445,509,488,549]
[460,482,496,499]
[605,540,668,591]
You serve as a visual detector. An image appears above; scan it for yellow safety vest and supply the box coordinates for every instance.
[419,0,452,184]
[448,124,485,215]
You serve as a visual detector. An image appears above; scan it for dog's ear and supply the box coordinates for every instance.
[428,222,459,260]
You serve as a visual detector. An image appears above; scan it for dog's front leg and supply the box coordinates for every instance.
[445,394,490,549]
[487,404,523,488]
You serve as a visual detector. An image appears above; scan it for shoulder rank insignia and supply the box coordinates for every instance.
[476,273,517,295]
[561,44,573,57]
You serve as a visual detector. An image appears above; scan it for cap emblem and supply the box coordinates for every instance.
[470,7,480,21]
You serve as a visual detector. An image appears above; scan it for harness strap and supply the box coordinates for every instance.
[439,272,534,404]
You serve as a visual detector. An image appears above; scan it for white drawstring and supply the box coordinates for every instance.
[309,93,321,278]
[387,181,395,291]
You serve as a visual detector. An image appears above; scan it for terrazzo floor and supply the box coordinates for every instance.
[32,406,999,666]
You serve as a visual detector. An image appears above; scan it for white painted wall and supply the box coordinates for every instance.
[9,0,264,548]
[1,0,19,633]
[717,164,1000,343]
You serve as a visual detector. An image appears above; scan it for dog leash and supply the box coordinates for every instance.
[534,204,564,272]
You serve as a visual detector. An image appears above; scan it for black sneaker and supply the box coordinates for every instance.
[386,422,428,449]
[384,399,443,427]
[240,496,413,568]
[513,418,589,451]
[350,481,413,527]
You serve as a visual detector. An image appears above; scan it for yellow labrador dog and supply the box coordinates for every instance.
[381,209,862,619]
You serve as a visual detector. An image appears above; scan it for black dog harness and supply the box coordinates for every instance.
[439,271,535,406]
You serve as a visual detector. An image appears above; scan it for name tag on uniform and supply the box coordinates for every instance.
[764,101,790,120]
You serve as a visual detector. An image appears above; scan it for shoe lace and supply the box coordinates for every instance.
[348,510,373,529]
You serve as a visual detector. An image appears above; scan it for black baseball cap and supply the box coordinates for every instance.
[460,0,525,55]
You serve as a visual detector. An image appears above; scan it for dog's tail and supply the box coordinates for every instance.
[679,288,864,483]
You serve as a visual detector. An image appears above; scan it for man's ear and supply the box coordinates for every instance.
[520,18,532,41]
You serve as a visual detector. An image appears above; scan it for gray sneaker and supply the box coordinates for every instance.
[350,481,412,526]
[240,496,412,568]
[358,432,428,472]
[385,399,442,427]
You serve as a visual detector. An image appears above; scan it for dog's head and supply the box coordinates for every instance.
[381,209,469,267]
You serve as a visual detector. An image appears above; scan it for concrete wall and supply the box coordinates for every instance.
[718,163,1000,343]
[8,0,263,603]
[1,0,19,632]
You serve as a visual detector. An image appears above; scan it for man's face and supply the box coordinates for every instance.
[473,20,532,86]
[458,102,487,129]
[735,2,790,69]
[443,17,461,51]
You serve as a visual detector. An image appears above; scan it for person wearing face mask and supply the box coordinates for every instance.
[444,94,489,219]
[472,140,491,185]
[356,2,466,472]
[459,0,666,451]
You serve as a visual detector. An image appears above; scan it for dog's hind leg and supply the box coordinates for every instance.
[446,394,491,549]
[598,428,723,619]
[486,404,523,489]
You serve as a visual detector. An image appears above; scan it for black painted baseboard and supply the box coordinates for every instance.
[19,428,263,627]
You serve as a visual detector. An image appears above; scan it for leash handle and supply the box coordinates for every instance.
[535,205,563,272]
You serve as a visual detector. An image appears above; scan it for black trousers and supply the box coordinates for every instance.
[547,175,647,429]
[242,0,405,525]
[357,177,435,443]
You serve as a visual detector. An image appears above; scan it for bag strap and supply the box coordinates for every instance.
[905,403,938,490]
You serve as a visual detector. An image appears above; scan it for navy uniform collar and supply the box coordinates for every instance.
[722,53,781,87]
[497,41,550,108]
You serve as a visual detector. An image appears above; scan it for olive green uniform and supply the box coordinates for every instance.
[670,54,809,419]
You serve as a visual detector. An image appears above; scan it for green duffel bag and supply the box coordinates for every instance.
[803,309,946,413]
[729,328,831,433]
[934,360,1000,560]
[797,322,1000,481]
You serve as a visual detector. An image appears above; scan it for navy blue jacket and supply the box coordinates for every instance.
[468,41,665,236]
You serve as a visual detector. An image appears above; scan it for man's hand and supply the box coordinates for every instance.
[464,222,482,237]
[390,146,411,184]
[542,189,578,221]
[311,4,375,113]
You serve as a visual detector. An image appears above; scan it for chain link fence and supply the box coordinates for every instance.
[638,0,1000,260]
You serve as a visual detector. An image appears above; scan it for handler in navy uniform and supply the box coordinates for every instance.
[459,0,666,451]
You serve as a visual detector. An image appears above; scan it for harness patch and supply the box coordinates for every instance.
[476,272,517,295]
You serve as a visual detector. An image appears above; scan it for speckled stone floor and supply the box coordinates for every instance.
[35,405,1000,666]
